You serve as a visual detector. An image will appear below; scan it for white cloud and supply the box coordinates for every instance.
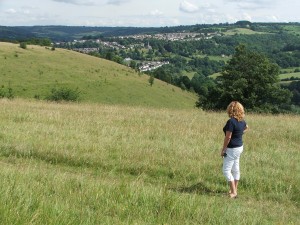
[107,0,131,5]
[1,0,299,27]
[238,2,265,9]
[5,8,17,13]
[241,13,252,21]
[179,1,199,13]
[226,0,272,3]
[179,1,216,14]
[226,0,275,10]
[150,9,163,16]
[52,0,96,6]
[270,15,278,21]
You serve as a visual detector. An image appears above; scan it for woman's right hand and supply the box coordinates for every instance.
[220,149,226,157]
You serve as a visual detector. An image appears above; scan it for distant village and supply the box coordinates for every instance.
[138,61,170,72]
[118,31,220,41]
[56,31,221,72]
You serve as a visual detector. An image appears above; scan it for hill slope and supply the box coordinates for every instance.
[0,42,197,109]
[0,99,299,224]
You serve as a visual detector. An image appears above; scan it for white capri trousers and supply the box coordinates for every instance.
[222,146,243,182]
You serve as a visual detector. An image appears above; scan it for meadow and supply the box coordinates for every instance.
[0,98,299,224]
[223,28,267,36]
[211,70,300,82]
[283,25,300,36]
[279,72,300,80]
[0,42,196,109]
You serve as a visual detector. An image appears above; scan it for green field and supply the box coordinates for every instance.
[0,41,299,224]
[209,72,221,79]
[0,99,299,224]
[223,28,266,36]
[282,25,300,36]
[182,71,196,79]
[279,72,300,79]
[0,42,196,109]
[193,54,230,62]
[211,70,300,81]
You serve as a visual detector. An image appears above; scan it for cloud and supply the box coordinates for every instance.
[226,0,272,3]
[150,9,163,17]
[241,12,252,21]
[4,7,31,16]
[179,1,199,13]
[270,15,279,21]
[226,0,275,10]
[107,0,131,5]
[52,0,96,6]
[5,8,17,14]
[179,1,216,14]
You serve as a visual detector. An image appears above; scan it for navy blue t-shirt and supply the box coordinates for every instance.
[223,117,247,148]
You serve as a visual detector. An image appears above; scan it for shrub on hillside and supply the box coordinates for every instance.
[148,75,154,86]
[45,87,80,102]
[0,86,14,99]
[19,42,27,49]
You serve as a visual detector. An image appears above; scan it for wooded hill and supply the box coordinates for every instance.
[1,22,300,41]
[2,22,300,112]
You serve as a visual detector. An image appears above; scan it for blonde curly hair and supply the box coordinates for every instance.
[227,101,245,121]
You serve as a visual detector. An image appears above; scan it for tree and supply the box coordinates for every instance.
[20,42,27,49]
[285,81,300,105]
[191,73,216,97]
[129,60,137,70]
[150,66,173,84]
[198,45,292,112]
[148,75,154,86]
[181,76,191,90]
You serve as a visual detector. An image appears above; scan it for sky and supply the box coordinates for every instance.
[0,0,299,27]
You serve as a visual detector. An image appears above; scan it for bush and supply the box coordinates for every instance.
[45,87,80,102]
[20,42,27,49]
[148,75,154,86]
[0,86,14,99]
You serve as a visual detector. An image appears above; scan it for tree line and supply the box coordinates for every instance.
[149,45,300,113]
[60,37,300,113]
[9,27,300,113]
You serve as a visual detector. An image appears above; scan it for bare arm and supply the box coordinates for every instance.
[221,131,232,156]
[244,125,249,133]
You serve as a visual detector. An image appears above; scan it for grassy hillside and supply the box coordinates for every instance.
[283,25,300,36]
[279,72,300,79]
[0,99,299,224]
[0,42,196,109]
[223,28,267,35]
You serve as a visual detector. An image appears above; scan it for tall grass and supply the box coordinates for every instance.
[0,42,196,109]
[0,98,299,224]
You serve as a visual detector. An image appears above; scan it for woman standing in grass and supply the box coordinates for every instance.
[221,101,248,198]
